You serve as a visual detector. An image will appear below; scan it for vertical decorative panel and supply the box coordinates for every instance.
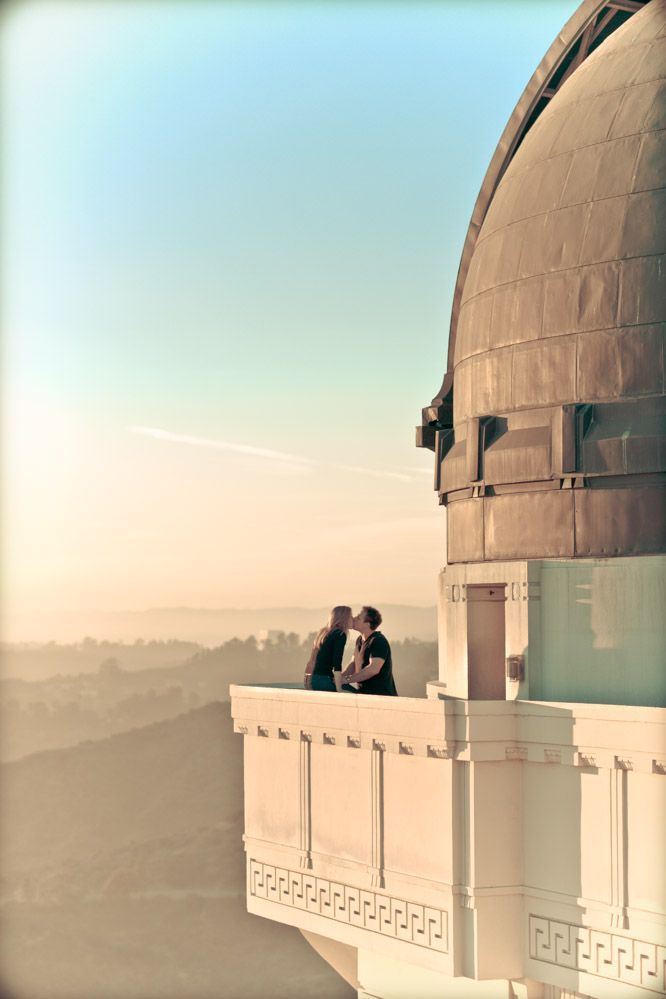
[300,733,312,869]
[371,741,385,888]
[610,763,629,928]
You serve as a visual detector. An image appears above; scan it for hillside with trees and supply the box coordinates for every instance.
[0,634,438,760]
[0,631,438,994]
[0,704,353,999]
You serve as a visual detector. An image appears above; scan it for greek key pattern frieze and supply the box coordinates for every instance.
[529,915,666,994]
[249,858,448,952]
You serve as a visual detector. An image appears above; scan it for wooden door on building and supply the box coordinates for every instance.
[466,584,506,700]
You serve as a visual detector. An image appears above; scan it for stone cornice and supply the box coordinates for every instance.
[231,685,666,773]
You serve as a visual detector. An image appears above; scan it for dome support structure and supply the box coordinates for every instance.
[419,0,651,438]
[419,0,665,564]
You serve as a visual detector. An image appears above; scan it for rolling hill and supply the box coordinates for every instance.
[0,703,352,999]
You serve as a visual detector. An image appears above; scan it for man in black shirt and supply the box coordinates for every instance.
[341,606,397,696]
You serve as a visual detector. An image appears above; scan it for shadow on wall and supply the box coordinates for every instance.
[530,561,666,707]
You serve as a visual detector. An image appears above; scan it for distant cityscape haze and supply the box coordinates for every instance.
[2,603,437,647]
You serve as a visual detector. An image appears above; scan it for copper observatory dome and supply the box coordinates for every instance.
[419,0,666,563]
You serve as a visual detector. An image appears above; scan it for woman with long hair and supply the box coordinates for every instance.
[304,605,353,692]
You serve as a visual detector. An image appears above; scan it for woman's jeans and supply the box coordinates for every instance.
[311,674,336,692]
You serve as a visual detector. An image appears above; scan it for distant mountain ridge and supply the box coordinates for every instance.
[5,603,437,645]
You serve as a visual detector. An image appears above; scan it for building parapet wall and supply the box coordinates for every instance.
[231,686,666,997]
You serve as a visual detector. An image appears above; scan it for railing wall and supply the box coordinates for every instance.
[230,685,666,997]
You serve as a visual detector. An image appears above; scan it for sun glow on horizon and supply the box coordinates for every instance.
[2,0,579,638]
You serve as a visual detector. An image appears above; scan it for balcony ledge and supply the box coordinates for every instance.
[230,683,666,995]
[230,683,666,771]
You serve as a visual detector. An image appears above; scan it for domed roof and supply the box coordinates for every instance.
[453,0,665,425]
[419,0,666,563]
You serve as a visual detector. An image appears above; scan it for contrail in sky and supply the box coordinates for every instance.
[335,463,414,482]
[130,426,310,465]
[129,426,414,482]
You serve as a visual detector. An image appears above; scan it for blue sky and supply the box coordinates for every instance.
[2,0,579,635]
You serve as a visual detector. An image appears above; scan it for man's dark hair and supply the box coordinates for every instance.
[361,606,382,630]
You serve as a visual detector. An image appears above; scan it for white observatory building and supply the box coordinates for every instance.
[231,2,666,995]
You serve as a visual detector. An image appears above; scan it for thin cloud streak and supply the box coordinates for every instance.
[400,465,434,476]
[335,463,413,483]
[129,426,311,465]
[129,426,414,482]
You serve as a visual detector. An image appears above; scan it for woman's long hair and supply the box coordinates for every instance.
[306,605,352,670]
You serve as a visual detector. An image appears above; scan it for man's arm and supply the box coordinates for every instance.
[341,657,355,679]
[342,640,363,679]
[347,657,384,684]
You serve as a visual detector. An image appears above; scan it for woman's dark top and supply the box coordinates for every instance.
[311,628,347,680]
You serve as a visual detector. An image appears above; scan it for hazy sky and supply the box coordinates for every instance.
[2,0,578,636]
